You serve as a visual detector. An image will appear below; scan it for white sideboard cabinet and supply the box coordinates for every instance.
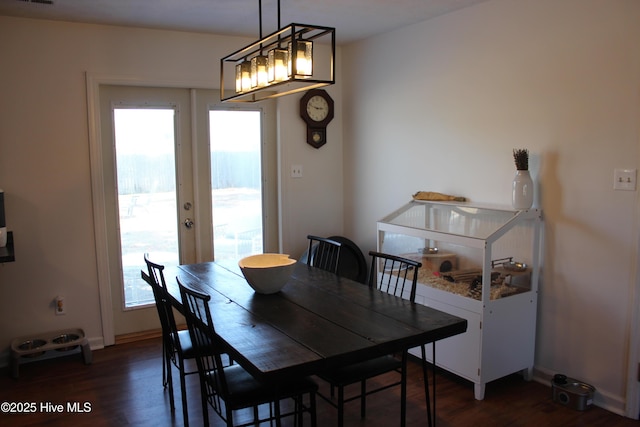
[377,200,542,400]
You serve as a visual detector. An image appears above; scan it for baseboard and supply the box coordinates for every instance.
[398,359,630,418]
[88,336,104,351]
[114,328,163,345]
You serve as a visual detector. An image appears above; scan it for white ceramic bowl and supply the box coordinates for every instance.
[238,253,296,294]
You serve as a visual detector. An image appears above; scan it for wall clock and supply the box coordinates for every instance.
[300,89,334,149]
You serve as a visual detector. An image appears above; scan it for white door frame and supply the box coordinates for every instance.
[86,73,215,346]
[86,73,280,346]
[623,105,640,419]
[625,176,640,418]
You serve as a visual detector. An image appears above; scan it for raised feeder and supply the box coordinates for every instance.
[10,328,92,378]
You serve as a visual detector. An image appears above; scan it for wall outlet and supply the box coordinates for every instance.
[613,168,636,191]
[291,164,303,178]
[56,296,66,315]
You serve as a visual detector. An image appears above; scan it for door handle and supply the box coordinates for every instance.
[184,218,194,229]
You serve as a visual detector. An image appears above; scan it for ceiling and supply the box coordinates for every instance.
[0,0,489,44]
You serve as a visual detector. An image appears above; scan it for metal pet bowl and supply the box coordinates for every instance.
[19,339,47,357]
[53,333,80,352]
[419,247,439,254]
[239,253,296,294]
[503,261,527,272]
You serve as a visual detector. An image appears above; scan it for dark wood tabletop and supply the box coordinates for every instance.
[166,260,467,383]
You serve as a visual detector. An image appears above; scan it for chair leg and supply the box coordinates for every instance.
[225,406,233,427]
[165,350,175,412]
[201,382,210,427]
[338,386,345,427]
[178,360,189,427]
[310,391,317,427]
[360,379,367,418]
[274,399,282,427]
[161,337,167,387]
[253,405,260,426]
[295,396,303,426]
[400,351,407,427]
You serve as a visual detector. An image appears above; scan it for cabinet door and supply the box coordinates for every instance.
[411,293,482,383]
[481,293,537,382]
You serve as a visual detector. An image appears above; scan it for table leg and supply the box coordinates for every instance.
[421,343,437,426]
[432,343,436,427]
[420,345,432,427]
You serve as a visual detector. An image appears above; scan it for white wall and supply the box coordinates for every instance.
[0,17,343,354]
[3,0,640,418]
[278,86,345,256]
[342,0,640,415]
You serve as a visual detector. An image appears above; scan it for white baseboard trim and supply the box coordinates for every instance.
[88,336,105,351]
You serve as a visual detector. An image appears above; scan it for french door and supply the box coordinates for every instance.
[96,84,277,339]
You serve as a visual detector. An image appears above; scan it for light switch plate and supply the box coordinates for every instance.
[614,168,636,191]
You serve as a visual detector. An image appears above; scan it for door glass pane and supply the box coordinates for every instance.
[114,108,178,308]
[209,110,263,260]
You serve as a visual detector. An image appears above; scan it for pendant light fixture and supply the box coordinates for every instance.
[221,0,335,103]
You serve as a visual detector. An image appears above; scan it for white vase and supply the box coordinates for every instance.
[512,170,533,210]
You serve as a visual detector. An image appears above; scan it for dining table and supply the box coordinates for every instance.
[165,259,467,426]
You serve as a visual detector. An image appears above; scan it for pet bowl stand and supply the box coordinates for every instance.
[10,328,92,378]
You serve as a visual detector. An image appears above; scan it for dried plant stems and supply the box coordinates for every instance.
[513,149,529,170]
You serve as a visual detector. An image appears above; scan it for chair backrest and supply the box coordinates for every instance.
[306,235,342,274]
[178,278,229,406]
[368,251,422,302]
[142,253,180,354]
[144,252,167,291]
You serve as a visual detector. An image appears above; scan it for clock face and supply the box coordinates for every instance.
[306,95,329,122]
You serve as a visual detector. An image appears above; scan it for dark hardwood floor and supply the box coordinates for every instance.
[1,337,637,426]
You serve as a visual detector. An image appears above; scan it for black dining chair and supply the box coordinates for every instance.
[142,253,200,427]
[305,235,342,274]
[317,251,429,427]
[178,278,318,427]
